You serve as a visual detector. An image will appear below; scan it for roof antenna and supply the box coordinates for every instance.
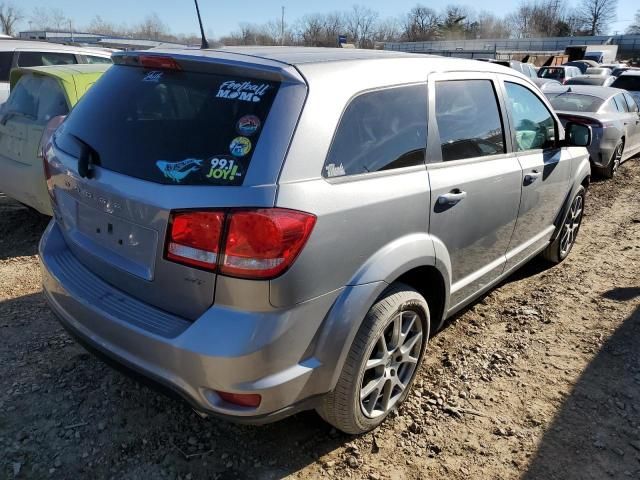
[193,0,209,49]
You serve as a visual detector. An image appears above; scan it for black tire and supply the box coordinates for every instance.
[597,141,623,179]
[541,185,585,264]
[317,283,430,434]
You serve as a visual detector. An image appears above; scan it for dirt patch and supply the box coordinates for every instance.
[1,161,639,479]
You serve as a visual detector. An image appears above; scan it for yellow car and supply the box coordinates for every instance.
[0,63,110,215]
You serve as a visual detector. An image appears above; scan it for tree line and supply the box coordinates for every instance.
[0,1,637,47]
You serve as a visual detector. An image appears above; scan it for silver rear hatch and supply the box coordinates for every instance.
[46,52,307,320]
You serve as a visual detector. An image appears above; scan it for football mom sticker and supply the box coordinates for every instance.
[216,80,270,103]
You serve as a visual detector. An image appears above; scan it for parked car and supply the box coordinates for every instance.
[538,65,582,84]
[0,40,112,103]
[611,67,640,77]
[545,85,640,178]
[475,58,538,81]
[565,75,616,87]
[532,77,563,90]
[562,60,598,74]
[611,71,640,103]
[0,64,110,214]
[585,67,612,76]
[39,48,591,434]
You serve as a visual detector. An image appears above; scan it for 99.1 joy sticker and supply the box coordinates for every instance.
[205,156,242,182]
[236,115,261,136]
[229,137,252,157]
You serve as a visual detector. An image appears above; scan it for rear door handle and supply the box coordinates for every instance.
[437,190,467,205]
[524,170,542,184]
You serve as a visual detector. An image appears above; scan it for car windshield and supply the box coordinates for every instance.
[565,77,607,86]
[539,68,564,79]
[56,64,280,186]
[545,93,604,112]
[585,68,610,76]
[611,76,640,91]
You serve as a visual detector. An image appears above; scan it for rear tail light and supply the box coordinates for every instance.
[560,115,603,128]
[166,211,225,270]
[38,115,66,161]
[165,208,316,279]
[39,115,66,205]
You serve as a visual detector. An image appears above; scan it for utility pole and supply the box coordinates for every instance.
[70,20,73,42]
[281,6,285,46]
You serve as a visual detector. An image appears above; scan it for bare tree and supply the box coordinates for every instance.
[507,0,577,38]
[50,7,68,31]
[30,7,53,30]
[476,12,511,39]
[440,5,472,40]
[576,0,618,35]
[87,15,122,36]
[371,17,402,43]
[402,5,440,41]
[295,12,346,47]
[135,12,169,40]
[625,10,640,34]
[0,2,22,36]
[345,5,378,48]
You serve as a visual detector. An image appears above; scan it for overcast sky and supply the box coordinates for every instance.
[16,0,639,37]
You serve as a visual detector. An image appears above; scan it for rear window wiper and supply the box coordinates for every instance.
[68,134,101,179]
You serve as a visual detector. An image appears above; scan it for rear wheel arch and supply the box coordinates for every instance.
[392,266,447,333]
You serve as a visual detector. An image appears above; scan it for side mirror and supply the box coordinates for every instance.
[565,122,591,147]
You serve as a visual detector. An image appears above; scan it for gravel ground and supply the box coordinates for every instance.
[1,159,639,480]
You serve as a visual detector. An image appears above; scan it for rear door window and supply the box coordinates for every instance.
[611,76,640,91]
[57,65,280,186]
[614,94,629,112]
[323,84,427,178]
[36,77,69,122]
[2,74,69,124]
[0,51,13,82]
[623,92,639,112]
[17,51,77,67]
[85,55,112,64]
[3,74,40,120]
[434,80,505,161]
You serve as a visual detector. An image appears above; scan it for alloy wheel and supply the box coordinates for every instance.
[559,194,583,257]
[360,310,424,418]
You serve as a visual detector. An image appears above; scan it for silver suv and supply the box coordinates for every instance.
[39,47,591,434]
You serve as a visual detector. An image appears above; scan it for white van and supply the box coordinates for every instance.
[0,39,112,103]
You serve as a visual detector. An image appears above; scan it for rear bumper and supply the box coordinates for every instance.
[40,221,343,423]
[0,155,52,215]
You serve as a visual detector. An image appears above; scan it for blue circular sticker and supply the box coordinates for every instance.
[236,115,261,136]
[229,136,252,157]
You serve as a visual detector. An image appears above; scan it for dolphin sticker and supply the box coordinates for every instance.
[156,159,203,183]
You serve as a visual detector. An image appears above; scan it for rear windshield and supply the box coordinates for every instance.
[545,93,604,112]
[56,65,280,186]
[611,76,640,91]
[539,68,565,79]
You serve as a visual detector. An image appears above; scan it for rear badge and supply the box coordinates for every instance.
[206,156,243,182]
[236,115,261,136]
[156,159,202,183]
[229,137,252,157]
[143,71,163,82]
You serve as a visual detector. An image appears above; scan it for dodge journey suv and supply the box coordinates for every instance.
[40,47,591,434]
